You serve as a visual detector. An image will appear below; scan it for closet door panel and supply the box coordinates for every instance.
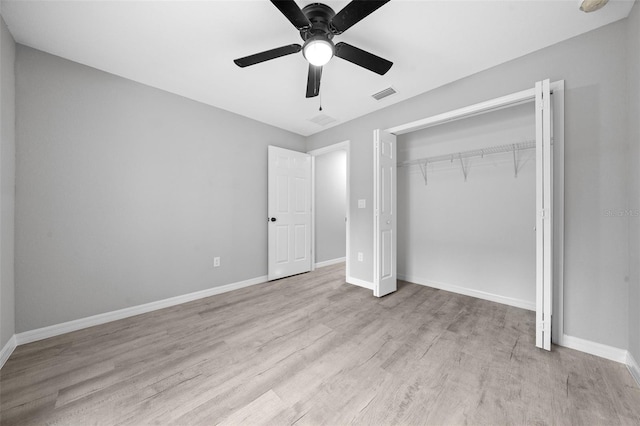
[374,129,397,297]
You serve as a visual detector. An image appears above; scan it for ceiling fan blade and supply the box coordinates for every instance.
[270,0,311,30]
[330,0,390,34]
[335,42,392,75]
[234,44,302,68]
[306,65,322,98]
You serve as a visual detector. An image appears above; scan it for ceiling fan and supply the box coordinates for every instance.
[233,0,393,98]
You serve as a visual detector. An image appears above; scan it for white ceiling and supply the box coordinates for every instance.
[1,0,634,136]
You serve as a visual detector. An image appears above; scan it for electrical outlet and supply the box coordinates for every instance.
[357,252,363,262]
[358,199,366,209]
[214,257,220,267]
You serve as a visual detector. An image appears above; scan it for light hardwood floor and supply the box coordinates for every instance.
[1,263,639,425]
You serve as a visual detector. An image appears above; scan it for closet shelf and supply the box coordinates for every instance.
[398,139,536,184]
[397,140,535,168]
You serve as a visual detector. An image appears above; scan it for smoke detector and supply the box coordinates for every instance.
[580,0,609,13]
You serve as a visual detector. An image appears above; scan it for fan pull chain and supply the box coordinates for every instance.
[319,91,323,112]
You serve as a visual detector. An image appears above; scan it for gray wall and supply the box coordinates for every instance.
[628,0,640,364]
[314,149,346,263]
[398,104,536,307]
[0,15,15,351]
[15,46,305,332]
[307,20,631,349]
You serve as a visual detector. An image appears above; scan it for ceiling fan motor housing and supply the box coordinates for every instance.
[300,3,336,41]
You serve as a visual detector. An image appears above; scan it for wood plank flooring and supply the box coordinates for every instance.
[1,263,639,425]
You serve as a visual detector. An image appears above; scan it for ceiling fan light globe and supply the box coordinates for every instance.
[303,38,334,66]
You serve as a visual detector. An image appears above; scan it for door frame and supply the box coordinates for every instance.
[383,80,565,346]
[308,140,351,279]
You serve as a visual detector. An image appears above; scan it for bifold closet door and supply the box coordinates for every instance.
[373,129,397,297]
[535,79,553,351]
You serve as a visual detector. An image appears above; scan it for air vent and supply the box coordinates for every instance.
[308,114,337,126]
[372,87,397,101]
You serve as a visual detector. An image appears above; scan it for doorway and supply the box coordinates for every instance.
[309,141,350,279]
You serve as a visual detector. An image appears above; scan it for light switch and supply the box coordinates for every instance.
[358,199,366,209]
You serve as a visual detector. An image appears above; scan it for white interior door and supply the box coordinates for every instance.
[535,79,553,350]
[268,146,311,281]
[373,129,397,297]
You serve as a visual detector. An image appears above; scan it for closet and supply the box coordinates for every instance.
[373,80,564,350]
[397,103,537,311]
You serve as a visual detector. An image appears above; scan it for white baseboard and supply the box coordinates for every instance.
[15,275,268,346]
[398,274,536,312]
[626,351,640,388]
[560,334,628,364]
[315,257,346,269]
[346,275,373,290]
[0,335,17,369]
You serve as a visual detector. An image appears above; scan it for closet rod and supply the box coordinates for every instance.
[397,140,535,168]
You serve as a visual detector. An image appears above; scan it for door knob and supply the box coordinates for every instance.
[386,220,391,224]
[270,217,277,222]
